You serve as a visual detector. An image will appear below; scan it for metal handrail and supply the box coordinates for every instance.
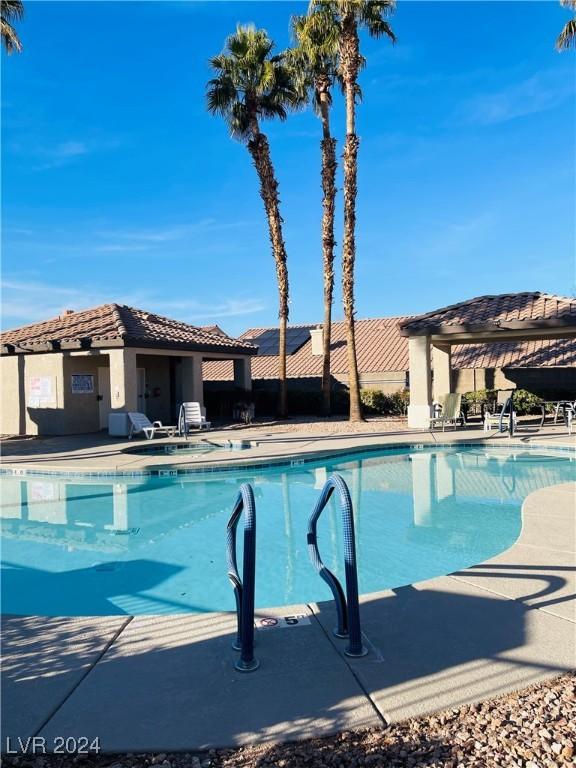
[226,483,259,672]
[307,474,367,658]
[498,393,515,436]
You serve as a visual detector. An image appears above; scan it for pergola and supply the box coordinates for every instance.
[399,292,576,428]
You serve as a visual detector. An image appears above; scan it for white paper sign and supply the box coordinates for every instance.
[28,376,55,407]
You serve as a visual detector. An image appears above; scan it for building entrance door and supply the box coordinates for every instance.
[137,367,146,415]
[98,367,111,429]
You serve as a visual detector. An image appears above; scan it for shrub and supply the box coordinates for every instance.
[389,388,410,415]
[360,388,409,416]
[360,388,388,414]
[461,389,496,416]
[511,389,542,415]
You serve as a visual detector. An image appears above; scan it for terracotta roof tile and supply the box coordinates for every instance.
[400,292,576,334]
[204,313,575,382]
[1,304,257,355]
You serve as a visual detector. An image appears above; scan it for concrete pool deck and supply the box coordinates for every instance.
[1,424,575,752]
[1,419,575,475]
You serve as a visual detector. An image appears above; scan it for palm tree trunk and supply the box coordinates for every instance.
[248,128,289,418]
[341,17,364,422]
[319,91,337,416]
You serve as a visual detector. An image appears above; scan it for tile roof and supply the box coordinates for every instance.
[203,315,575,381]
[204,318,411,381]
[400,292,576,335]
[1,304,257,355]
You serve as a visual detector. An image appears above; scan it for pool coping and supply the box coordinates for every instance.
[1,431,575,478]
[1,478,574,752]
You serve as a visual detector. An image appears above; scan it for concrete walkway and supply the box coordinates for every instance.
[2,480,574,753]
[1,421,574,475]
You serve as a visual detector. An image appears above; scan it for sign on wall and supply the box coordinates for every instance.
[71,374,94,394]
[28,376,55,408]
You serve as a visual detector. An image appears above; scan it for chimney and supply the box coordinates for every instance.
[310,326,323,356]
[60,309,74,318]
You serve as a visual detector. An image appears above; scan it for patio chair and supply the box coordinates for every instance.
[430,393,463,431]
[552,400,575,424]
[178,402,211,436]
[483,393,517,433]
[565,402,575,435]
[127,412,176,440]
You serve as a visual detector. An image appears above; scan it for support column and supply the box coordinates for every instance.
[411,452,434,526]
[233,357,252,391]
[180,354,204,406]
[432,343,452,402]
[112,483,128,531]
[407,335,432,428]
[109,348,138,412]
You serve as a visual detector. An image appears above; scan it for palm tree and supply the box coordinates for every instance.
[557,0,576,50]
[311,1,395,421]
[1,0,24,54]
[288,9,340,416]
[207,25,300,418]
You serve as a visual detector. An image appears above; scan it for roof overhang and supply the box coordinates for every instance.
[400,319,576,343]
[123,337,258,356]
[1,337,257,357]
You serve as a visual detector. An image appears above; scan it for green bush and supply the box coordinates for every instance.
[511,389,542,415]
[360,388,409,416]
[461,389,496,416]
[389,388,410,415]
[360,388,388,414]
[461,388,542,416]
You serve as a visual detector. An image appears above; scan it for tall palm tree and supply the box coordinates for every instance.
[1,0,24,54]
[207,25,300,418]
[311,0,395,422]
[557,0,576,50]
[288,9,340,416]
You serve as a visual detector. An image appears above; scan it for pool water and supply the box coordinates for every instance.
[1,446,573,616]
[123,440,251,456]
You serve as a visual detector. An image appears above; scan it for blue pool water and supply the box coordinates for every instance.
[1,445,573,616]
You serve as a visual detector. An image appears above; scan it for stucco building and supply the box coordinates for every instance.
[203,293,576,401]
[0,304,256,436]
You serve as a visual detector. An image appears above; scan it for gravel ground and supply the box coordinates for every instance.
[3,673,574,768]
[226,415,413,435]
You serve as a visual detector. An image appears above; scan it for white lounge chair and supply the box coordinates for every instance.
[178,402,211,436]
[484,394,517,433]
[430,393,463,431]
[128,412,176,440]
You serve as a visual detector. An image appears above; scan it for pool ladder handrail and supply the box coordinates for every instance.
[307,473,367,658]
[226,483,259,672]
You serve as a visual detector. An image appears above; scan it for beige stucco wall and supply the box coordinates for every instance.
[1,352,105,436]
[1,353,65,436]
[453,367,576,395]
[1,349,213,436]
[0,355,25,435]
[331,370,407,394]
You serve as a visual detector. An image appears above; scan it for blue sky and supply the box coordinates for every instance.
[2,1,574,335]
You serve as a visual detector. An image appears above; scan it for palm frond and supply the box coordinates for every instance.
[560,0,576,10]
[1,0,23,53]
[556,17,576,49]
[206,23,301,141]
[2,0,23,21]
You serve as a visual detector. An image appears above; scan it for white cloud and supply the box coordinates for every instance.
[458,69,575,126]
[0,278,265,330]
[97,218,247,245]
[7,137,122,171]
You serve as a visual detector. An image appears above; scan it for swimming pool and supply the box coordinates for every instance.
[1,445,573,616]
